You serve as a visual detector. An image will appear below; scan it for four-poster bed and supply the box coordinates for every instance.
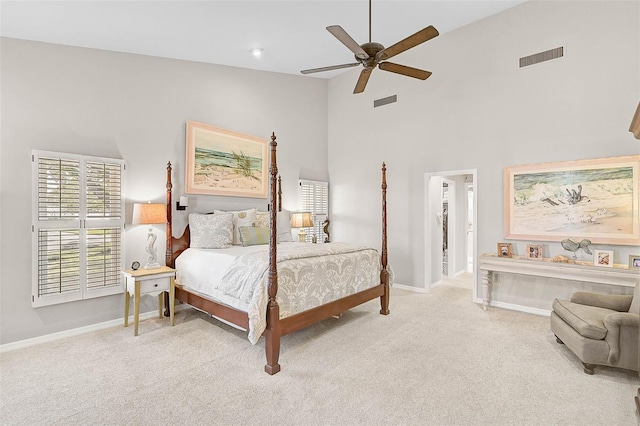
[165,133,390,374]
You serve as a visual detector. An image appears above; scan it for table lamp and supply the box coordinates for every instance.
[290,212,313,242]
[132,202,167,269]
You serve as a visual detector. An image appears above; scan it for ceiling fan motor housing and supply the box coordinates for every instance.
[358,42,384,66]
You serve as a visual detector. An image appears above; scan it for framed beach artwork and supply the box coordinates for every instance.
[503,155,640,246]
[185,121,268,198]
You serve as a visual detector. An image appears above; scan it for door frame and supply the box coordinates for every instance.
[464,181,474,273]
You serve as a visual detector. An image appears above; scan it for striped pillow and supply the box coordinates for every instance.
[238,226,270,247]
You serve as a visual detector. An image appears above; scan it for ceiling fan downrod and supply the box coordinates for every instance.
[369,0,372,43]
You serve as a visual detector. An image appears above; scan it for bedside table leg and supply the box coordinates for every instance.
[134,282,141,336]
[170,276,175,326]
[157,294,163,318]
[124,292,130,327]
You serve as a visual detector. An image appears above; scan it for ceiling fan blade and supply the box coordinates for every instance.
[379,62,432,80]
[376,25,439,61]
[327,25,369,60]
[301,62,360,75]
[353,68,373,94]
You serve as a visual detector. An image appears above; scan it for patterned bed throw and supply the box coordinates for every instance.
[216,242,380,344]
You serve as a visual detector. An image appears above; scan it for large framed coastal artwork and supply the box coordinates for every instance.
[185,121,268,198]
[503,155,640,245]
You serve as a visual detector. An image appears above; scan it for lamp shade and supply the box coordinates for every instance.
[290,212,313,228]
[132,203,167,225]
[630,101,640,139]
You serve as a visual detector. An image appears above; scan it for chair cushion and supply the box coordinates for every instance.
[629,283,640,314]
[552,299,615,340]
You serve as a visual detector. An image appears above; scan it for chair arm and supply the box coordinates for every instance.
[570,292,632,312]
[604,312,639,364]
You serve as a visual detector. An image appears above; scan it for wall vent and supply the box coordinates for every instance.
[519,46,564,68]
[374,94,398,108]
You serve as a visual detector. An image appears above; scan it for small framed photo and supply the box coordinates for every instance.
[594,250,614,267]
[526,244,543,259]
[628,254,640,269]
[497,243,512,258]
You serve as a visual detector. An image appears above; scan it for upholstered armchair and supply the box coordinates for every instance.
[550,284,639,374]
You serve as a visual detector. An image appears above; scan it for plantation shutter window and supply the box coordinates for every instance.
[32,151,125,307]
[298,179,329,243]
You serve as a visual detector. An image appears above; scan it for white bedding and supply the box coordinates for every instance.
[175,242,381,344]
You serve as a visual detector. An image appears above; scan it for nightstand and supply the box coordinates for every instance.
[122,266,176,336]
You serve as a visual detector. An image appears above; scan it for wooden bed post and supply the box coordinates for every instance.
[162,162,174,317]
[166,161,173,268]
[264,132,281,375]
[380,162,390,315]
[278,175,282,212]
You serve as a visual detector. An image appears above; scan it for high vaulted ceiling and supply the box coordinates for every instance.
[1,1,526,78]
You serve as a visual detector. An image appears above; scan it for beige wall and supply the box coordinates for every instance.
[0,38,328,344]
[327,1,640,307]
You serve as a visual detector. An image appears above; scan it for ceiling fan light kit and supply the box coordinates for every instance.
[300,0,439,94]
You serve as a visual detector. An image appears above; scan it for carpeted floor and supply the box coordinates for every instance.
[1,285,638,425]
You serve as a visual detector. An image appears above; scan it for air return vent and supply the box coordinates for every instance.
[374,94,398,108]
[519,46,564,68]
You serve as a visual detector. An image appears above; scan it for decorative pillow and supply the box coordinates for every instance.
[255,211,270,228]
[189,213,233,249]
[214,208,257,245]
[238,210,293,242]
[277,209,294,242]
[238,226,270,247]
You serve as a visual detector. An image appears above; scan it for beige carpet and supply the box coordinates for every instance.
[1,285,638,425]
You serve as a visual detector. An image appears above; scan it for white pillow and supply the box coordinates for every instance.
[255,211,270,228]
[189,213,233,249]
[277,209,294,242]
[214,208,257,245]
[251,210,293,242]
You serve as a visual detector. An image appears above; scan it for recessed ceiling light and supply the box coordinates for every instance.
[251,48,263,58]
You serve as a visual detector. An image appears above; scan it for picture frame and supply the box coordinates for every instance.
[503,155,640,246]
[526,244,543,259]
[629,254,640,270]
[594,249,614,267]
[185,120,268,198]
[497,242,512,257]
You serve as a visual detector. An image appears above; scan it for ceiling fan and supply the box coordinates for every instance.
[300,0,439,94]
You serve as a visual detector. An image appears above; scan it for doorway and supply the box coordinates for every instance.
[424,169,477,299]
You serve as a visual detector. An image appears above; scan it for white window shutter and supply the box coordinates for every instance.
[37,156,80,221]
[37,228,81,297]
[32,151,125,307]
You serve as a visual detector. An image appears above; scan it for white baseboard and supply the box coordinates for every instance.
[393,282,429,293]
[0,305,188,353]
[472,297,551,316]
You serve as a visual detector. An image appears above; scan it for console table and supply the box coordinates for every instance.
[478,254,639,311]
